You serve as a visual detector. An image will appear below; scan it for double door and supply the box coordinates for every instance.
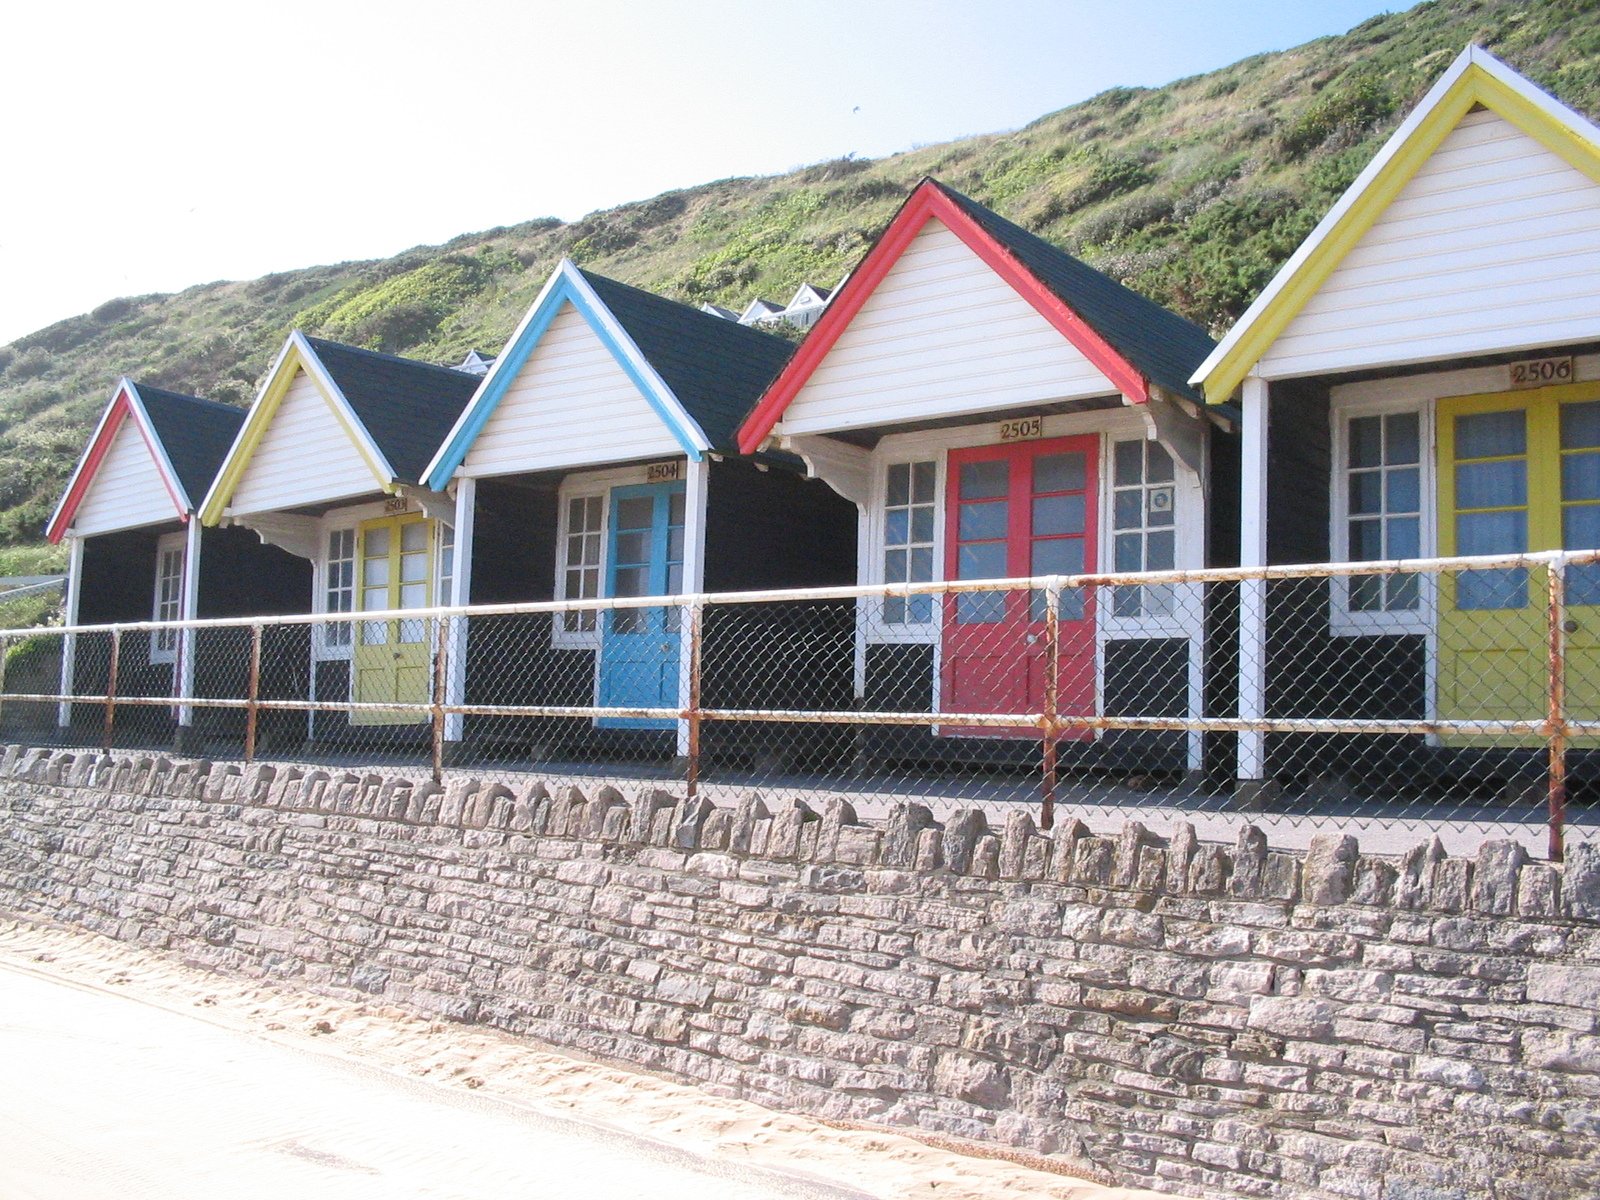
[597,482,686,729]
[1438,383,1600,734]
[941,436,1098,736]
[352,513,434,725]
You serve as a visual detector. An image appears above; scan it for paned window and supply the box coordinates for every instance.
[151,534,184,663]
[882,461,936,626]
[323,528,356,651]
[560,494,604,636]
[437,522,455,607]
[1110,439,1176,617]
[1345,411,1422,611]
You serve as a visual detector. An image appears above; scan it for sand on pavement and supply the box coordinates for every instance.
[0,917,1180,1200]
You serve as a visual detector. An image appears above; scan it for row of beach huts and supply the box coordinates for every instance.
[32,48,1600,797]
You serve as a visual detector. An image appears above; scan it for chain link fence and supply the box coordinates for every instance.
[4,551,1596,860]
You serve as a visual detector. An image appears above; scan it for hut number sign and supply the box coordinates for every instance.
[645,461,682,483]
[1509,356,1573,389]
[997,416,1044,442]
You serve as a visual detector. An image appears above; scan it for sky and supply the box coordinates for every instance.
[0,0,1403,346]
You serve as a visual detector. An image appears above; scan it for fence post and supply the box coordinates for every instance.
[0,634,10,737]
[1547,557,1568,863]
[102,628,121,753]
[431,615,450,784]
[1041,577,1060,831]
[685,599,704,800]
[243,623,262,764]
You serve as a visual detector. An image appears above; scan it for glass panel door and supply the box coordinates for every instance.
[352,513,434,725]
[941,435,1098,737]
[598,481,687,730]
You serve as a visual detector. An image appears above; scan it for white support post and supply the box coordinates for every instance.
[177,517,202,731]
[58,537,84,730]
[852,504,869,700]
[677,457,709,757]
[444,477,476,744]
[1238,376,1270,800]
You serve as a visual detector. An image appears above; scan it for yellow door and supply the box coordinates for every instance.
[352,513,434,725]
[1437,382,1600,740]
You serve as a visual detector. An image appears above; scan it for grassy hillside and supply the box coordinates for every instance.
[2,0,1597,553]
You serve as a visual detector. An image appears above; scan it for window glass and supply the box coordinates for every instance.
[882,461,937,626]
[1109,440,1178,618]
[152,542,184,657]
[1344,411,1422,612]
[1453,408,1527,612]
[324,529,356,648]
[561,494,604,633]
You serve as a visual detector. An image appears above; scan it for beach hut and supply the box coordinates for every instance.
[43,379,307,748]
[422,260,857,762]
[737,178,1228,777]
[199,333,478,745]
[1190,47,1600,801]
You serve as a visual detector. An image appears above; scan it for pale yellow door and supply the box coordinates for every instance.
[1437,382,1600,741]
[352,513,434,725]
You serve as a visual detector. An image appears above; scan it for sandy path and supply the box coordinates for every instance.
[0,918,1178,1200]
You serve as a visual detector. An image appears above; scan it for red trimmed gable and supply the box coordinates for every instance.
[735,179,1149,455]
[46,384,186,543]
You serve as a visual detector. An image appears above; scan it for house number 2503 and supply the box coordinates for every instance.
[998,416,1043,442]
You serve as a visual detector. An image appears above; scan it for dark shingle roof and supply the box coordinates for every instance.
[303,336,481,483]
[934,181,1215,402]
[580,271,795,451]
[134,383,244,507]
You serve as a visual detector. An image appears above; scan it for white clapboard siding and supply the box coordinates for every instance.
[462,302,681,477]
[71,420,180,536]
[230,369,380,515]
[778,219,1116,437]
[1262,109,1600,379]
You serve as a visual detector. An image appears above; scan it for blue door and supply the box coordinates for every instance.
[597,482,686,729]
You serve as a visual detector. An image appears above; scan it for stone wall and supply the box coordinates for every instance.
[1,743,1597,1200]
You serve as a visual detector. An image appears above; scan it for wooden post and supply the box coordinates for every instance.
[685,600,704,799]
[102,628,121,753]
[1041,578,1060,831]
[243,624,262,763]
[431,614,450,784]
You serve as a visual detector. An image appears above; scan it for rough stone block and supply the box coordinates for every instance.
[439,776,478,826]
[1248,995,1334,1039]
[407,781,444,824]
[1000,811,1037,879]
[1303,834,1359,905]
[730,794,771,856]
[913,827,943,872]
[767,798,816,860]
[1112,821,1148,888]
[1564,841,1600,921]
[1472,840,1527,916]
[971,834,1001,879]
[932,1052,1011,1109]
[1351,856,1397,907]
[1189,845,1229,894]
[1167,822,1197,889]
[1073,837,1115,887]
[1517,863,1560,917]
[943,809,988,875]
[1527,963,1600,1011]
[1430,859,1473,914]
[1229,825,1267,898]
[881,801,936,869]
[1396,837,1446,910]
[816,797,858,862]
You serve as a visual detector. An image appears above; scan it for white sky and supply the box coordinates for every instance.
[0,0,1398,346]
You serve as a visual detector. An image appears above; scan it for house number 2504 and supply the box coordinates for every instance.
[998,416,1043,442]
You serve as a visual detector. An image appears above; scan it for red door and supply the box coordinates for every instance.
[941,436,1098,737]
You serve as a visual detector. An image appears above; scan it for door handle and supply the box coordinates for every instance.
[1565,618,1580,634]
[1026,633,1038,645]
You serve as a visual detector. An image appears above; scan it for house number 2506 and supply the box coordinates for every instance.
[998,416,1043,442]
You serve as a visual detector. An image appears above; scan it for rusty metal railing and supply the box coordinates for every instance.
[5,548,1598,860]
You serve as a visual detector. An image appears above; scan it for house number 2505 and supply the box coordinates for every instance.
[998,416,1043,442]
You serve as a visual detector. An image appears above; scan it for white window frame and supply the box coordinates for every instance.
[551,462,679,650]
[318,525,358,660]
[150,532,186,665]
[864,454,945,645]
[1328,395,1434,637]
[1098,433,1202,640]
